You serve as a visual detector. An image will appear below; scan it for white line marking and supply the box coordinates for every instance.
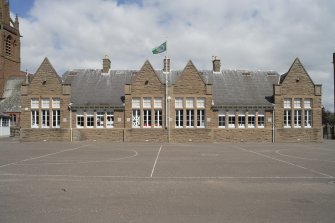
[0,144,90,168]
[13,150,138,165]
[275,149,335,163]
[234,145,334,178]
[0,173,333,180]
[150,144,163,178]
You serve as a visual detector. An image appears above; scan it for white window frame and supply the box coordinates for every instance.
[154,110,162,128]
[196,98,205,109]
[154,98,162,109]
[218,110,226,128]
[143,98,152,109]
[175,97,183,109]
[31,98,39,109]
[294,109,302,128]
[186,109,194,128]
[258,112,265,128]
[294,98,302,109]
[284,98,291,109]
[42,110,50,128]
[143,109,152,128]
[197,109,205,128]
[86,111,94,128]
[132,109,141,128]
[31,110,39,128]
[52,110,60,128]
[304,110,312,128]
[76,112,84,128]
[228,111,236,128]
[52,98,60,109]
[96,112,105,128]
[248,112,255,128]
[41,98,50,109]
[175,109,183,128]
[106,111,114,128]
[238,113,246,128]
[132,98,140,109]
[304,99,312,109]
[186,98,194,109]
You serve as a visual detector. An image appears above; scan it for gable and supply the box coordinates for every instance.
[29,58,63,95]
[281,58,315,95]
[131,60,164,95]
[174,60,206,95]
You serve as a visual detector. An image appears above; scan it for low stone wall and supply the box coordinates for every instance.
[276,128,322,143]
[20,128,70,142]
[213,128,273,143]
[73,129,124,142]
[125,128,167,142]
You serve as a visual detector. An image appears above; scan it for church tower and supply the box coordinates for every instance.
[0,0,21,95]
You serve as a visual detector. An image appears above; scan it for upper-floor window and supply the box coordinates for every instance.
[175,97,183,109]
[154,98,162,108]
[41,98,50,109]
[294,98,302,109]
[304,99,312,109]
[186,98,194,108]
[31,98,39,109]
[196,98,205,108]
[52,98,60,108]
[284,99,291,109]
[132,98,140,108]
[143,98,152,108]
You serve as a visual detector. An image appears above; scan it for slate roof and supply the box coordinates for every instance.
[63,69,137,108]
[0,77,25,113]
[62,68,279,110]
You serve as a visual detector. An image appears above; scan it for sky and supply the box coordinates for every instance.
[9,0,335,111]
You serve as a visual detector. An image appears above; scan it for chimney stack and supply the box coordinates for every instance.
[212,56,221,73]
[102,55,111,73]
[163,56,170,73]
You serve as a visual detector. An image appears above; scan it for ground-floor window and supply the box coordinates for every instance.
[31,110,39,128]
[175,109,183,128]
[154,110,162,128]
[1,117,9,127]
[238,113,245,128]
[197,110,205,128]
[52,110,60,128]
[143,110,152,128]
[248,113,255,128]
[304,110,312,128]
[106,112,114,128]
[294,110,302,128]
[186,109,194,128]
[283,110,291,128]
[228,112,235,128]
[96,112,104,128]
[76,112,84,128]
[258,112,265,128]
[42,110,50,128]
[86,111,94,128]
[219,111,226,128]
[132,109,141,128]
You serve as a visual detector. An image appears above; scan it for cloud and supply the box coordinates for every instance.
[16,0,335,111]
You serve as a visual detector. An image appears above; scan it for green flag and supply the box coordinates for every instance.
[152,41,167,54]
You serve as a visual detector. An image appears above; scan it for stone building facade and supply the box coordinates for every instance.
[20,56,322,143]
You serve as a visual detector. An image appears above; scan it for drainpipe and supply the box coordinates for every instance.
[69,103,73,142]
[272,104,275,143]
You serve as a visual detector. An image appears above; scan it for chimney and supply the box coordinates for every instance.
[102,55,111,73]
[212,56,221,73]
[163,56,170,73]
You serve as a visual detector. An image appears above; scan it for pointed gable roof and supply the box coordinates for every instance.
[280,58,315,85]
[132,60,164,84]
[31,57,62,84]
[176,60,207,85]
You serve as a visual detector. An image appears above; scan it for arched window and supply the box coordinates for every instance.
[5,35,12,57]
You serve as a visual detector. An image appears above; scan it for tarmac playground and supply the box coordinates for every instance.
[0,139,335,223]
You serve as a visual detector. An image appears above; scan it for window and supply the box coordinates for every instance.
[31,110,39,128]
[175,98,183,109]
[143,110,152,127]
[132,98,140,108]
[186,98,194,108]
[304,110,312,128]
[294,110,302,128]
[132,110,141,128]
[5,36,12,57]
[86,111,94,128]
[1,118,9,127]
[304,99,312,109]
[186,110,194,127]
[154,98,162,108]
[41,99,50,109]
[154,110,162,127]
[294,98,302,109]
[228,111,236,128]
[248,112,255,128]
[238,113,246,128]
[197,110,205,128]
[31,98,39,109]
[10,114,16,126]
[52,110,60,128]
[196,98,205,108]
[96,112,105,128]
[283,110,291,128]
[76,112,84,128]
[42,110,50,128]
[284,99,291,109]
[106,112,114,128]
[218,110,226,128]
[52,98,60,108]
[143,98,152,109]
[258,112,265,128]
[175,109,183,128]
